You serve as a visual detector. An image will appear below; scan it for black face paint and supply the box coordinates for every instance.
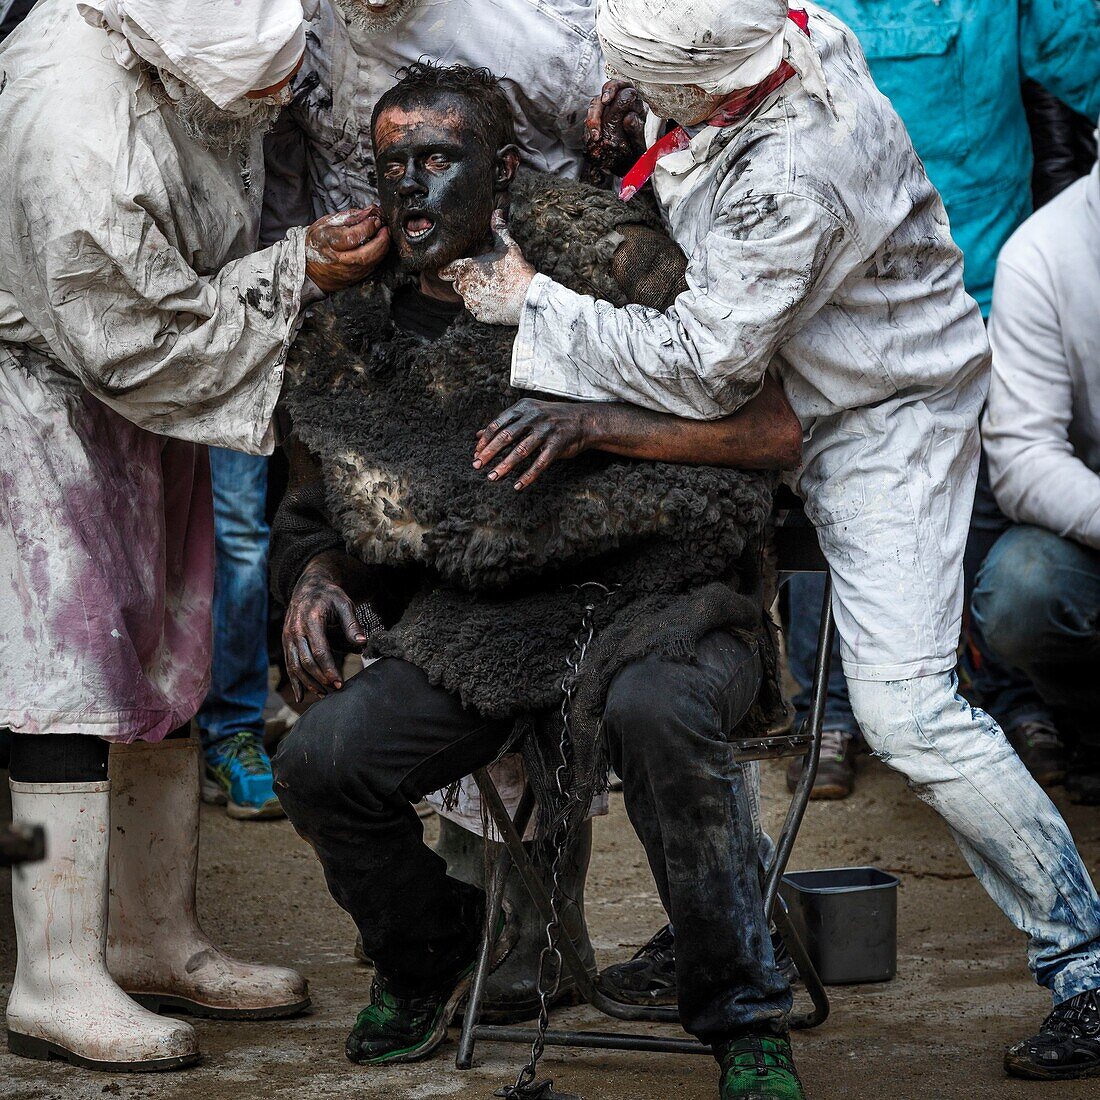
[373,97,497,274]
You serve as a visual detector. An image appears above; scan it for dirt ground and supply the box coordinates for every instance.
[1,758,1098,1100]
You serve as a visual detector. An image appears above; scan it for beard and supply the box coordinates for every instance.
[171,87,283,151]
[632,80,726,126]
[333,0,421,33]
[145,67,287,152]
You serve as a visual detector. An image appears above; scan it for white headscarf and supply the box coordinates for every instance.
[77,0,318,108]
[596,0,832,114]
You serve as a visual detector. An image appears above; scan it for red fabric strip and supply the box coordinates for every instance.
[619,8,810,201]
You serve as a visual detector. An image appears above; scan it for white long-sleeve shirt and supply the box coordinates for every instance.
[511,3,988,429]
[985,163,1100,550]
[510,3,995,681]
[0,8,307,454]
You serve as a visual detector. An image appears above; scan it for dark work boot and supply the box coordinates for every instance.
[1006,717,1067,788]
[786,727,856,800]
[1065,750,1100,806]
[436,815,596,1024]
[1004,989,1100,1080]
[346,906,516,1065]
[597,923,677,1006]
[599,923,797,1008]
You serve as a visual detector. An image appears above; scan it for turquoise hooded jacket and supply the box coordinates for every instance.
[824,0,1100,314]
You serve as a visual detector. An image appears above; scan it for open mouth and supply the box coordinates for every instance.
[402,212,437,243]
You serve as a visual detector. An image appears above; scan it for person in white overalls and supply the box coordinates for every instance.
[444,0,1100,1081]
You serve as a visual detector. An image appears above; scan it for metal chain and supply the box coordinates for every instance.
[499,583,614,1100]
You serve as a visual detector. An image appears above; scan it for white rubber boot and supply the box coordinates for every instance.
[6,779,199,1071]
[107,738,310,1019]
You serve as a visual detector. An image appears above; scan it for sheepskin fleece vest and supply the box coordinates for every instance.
[284,171,779,735]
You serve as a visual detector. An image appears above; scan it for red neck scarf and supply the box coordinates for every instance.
[619,8,810,201]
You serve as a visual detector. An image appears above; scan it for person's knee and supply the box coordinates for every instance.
[273,680,380,819]
[846,677,936,761]
[847,673,1007,773]
[973,526,1087,669]
[215,511,270,560]
[846,678,901,759]
[604,636,761,765]
[603,660,683,760]
[272,702,340,817]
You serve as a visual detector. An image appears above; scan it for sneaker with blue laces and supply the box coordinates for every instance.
[201,732,285,820]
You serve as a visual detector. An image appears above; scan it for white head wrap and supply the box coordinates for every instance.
[597,0,832,114]
[77,0,318,108]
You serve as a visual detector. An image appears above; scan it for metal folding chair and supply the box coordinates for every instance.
[456,506,835,1084]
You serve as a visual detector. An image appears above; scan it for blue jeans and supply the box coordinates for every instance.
[196,449,270,749]
[785,572,860,739]
[972,525,1100,752]
[848,672,1100,1003]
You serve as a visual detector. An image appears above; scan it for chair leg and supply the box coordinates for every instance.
[459,637,841,1081]
[455,838,514,1069]
[472,770,683,1025]
[772,900,830,1030]
[470,772,603,1003]
[763,575,834,915]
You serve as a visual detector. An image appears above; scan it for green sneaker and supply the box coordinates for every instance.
[345,977,458,1065]
[717,1035,806,1099]
[346,907,516,1066]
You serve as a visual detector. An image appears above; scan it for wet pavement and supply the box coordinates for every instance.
[1,758,1098,1099]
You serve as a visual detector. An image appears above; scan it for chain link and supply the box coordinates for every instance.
[501,582,614,1099]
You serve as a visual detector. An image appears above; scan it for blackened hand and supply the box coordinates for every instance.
[439,211,536,325]
[585,80,647,176]
[282,557,367,701]
[474,398,596,491]
[305,206,391,294]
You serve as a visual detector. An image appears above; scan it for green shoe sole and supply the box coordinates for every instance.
[354,906,519,1067]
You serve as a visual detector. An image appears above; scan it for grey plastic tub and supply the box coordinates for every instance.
[779,867,899,985]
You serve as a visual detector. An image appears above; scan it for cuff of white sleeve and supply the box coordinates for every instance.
[510,272,555,390]
[251,226,310,455]
[301,274,326,307]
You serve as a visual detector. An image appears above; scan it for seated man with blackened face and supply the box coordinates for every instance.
[271,62,810,1100]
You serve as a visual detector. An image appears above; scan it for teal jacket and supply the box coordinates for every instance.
[824,0,1100,314]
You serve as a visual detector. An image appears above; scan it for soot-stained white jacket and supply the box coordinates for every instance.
[0,0,309,739]
[510,2,993,681]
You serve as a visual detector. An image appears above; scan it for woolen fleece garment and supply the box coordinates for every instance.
[281,170,780,731]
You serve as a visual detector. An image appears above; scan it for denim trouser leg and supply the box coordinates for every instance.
[604,631,792,1040]
[785,572,859,739]
[972,525,1100,750]
[848,672,1100,1003]
[196,448,270,748]
[785,460,1053,739]
[961,460,1053,732]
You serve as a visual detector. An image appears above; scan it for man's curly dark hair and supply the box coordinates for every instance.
[370,60,518,153]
